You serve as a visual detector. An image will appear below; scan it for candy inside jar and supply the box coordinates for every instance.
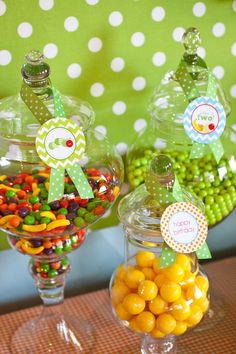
[111,251,209,338]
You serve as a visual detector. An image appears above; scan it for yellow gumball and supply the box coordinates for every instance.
[154,274,166,288]
[153,258,162,273]
[164,263,185,283]
[111,281,130,306]
[199,297,209,313]
[116,264,127,281]
[186,285,206,305]
[138,280,158,301]
[172,321,187,336]
[124,269,145,289]
[136,311,156,333]
[187,304,203,326]
[175,254,191,271]
[142,267,156,280]
[129,317,141,333]
[180,271,196,290]
[115,303,133,321]
[171,298,191,321]
[136,251,155,268]
[151,328,165,338]
[123,294,146,315]
[160,281,181,302]
[156,314,176,334]
[195,275,209,293]
[149,295,167,315]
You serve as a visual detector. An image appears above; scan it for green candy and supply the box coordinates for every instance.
[24,215,35,225]
[58,208,68,215]
[48,269,58,278]
[61,257,70,267]
[41,263,50,273]
[74,216,85,227]
[6,190,16,198]
[40,204,51,211]
[29,195,39,204]
[77,207,87,217]
[84,212,97,223]
[40,217,51,224]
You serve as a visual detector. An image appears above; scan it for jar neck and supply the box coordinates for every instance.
[22,77,53,101]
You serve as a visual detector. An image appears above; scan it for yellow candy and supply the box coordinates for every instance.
[153,258,162,273]
[113,186,120,197]
[199,297,209,313]
[180,271,196,290]
[171,298,191,321]
[154,274,166,288]
[151,328,165,338]
[46,219,70,231]
[0,214,15,225]
[155,313,176,334]
[45,182,50,191]
[195,275,209,293]
[116,264,126,281]
[129,318,141,332]
[124,269,145,289]
[186,285,206,305]
[175,254,191,271]
[115,303,132,321]
[138,280,158,301]
[172,321,187,336]
[164,263,185,283]
[123,294,146,315]
[40,211,56,220]
[187,304,203,326]
[136,251,155,268]
[142,267,156,280]
[149,295,167,315]
[160,281,181,302]
[0,175,7,181]
[32,183,40,196]
[22,224,47,232]
[0,184,19,192]
[38,173,50,178]
[136,311,155,333]
[21,241,44,255]
[112,281,130,306]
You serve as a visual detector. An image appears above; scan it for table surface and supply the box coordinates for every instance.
[0,257,236,354]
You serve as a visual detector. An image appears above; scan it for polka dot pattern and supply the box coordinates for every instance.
[88,37,103,52]
[64,16,79,32]
[0,50,11,66]
[0,1,6,16]
[112,101,126,115]
[43,43,58,59]
[67,63,82,78]
[108,11,123,27]
[212,22,225,37]
[39,0,54,11]
[131,32,145,47]
[151,7,165,22]
[17,22,33,38]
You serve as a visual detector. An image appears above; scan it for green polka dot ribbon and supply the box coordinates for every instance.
[21,83,93,203]
[175,28,225,163]
[145,156,211,268]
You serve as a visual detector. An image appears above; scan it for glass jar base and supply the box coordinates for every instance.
[10,312,94,353]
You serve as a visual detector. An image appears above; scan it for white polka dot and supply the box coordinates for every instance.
[64,16,79,32]
[116,142,128,155]
[132,77,146,91]
[95,125,107,137]
[172,27,185,42]
[108,11,123,27]
[233,0,236,12]
[212,23,225,37]
[0,50,12,65]
[86,0,99,4]
[151,6,165,22]
[39,0,54,10]
[231,43,236,56]
[134,118,147,132]
[17,22,33,38]
[88,37,103,52]
[197,46,206,58]
[212,66,224,80]
[0,1,6,16]
[152,52,166,67]
[67,63,82,79]
[131,32,145,47]
[43,43,58,59]
[112,101,126,115]
[192,2,206,17]
[110,57,125,72]
[230,85,236,98]
[90,83,104,97]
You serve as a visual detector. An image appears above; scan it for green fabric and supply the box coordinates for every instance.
[0,0,236,249]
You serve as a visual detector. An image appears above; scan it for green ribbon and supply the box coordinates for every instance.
[145,161,211,268]
[176,59,224,163]
[21,83,93,203]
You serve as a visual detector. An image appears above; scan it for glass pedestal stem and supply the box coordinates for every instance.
[141,335,177,354]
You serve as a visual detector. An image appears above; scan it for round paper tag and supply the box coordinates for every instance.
[36,117,85,169]
[183,96,226,144]
[160,202,208,253]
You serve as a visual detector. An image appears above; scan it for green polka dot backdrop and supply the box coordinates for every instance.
[0,0,236,249]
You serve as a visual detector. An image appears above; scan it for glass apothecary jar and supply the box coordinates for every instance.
[110,155,210,354]
[127,28,236,227]
[0,50,124,354]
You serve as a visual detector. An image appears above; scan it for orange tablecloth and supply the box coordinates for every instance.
[0,257,236,353]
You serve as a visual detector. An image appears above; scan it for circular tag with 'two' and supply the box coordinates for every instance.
[160,202,208,254]
[36,117,85,169]
[183,96,226,144]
